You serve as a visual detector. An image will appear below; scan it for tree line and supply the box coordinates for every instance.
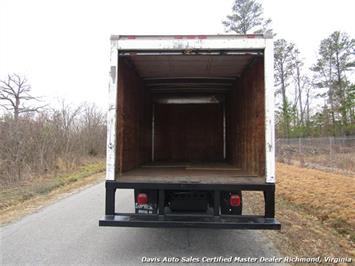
[224,0,355,137]
[0,74,106,183]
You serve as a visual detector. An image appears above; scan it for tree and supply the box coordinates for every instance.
[303,77,313,135]
[292,49,304,127]
[343,83,355,132]
[0,74,44,120]
[56,99,83,156]
[274,39,296,138]
[311,31,355,135]
[0,74,46,180]
[79,103,106,156]
[290,48,315,137]
[222,0,272,35]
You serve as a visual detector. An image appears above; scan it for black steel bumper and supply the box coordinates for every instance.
[99,214,281,230]
[100,180,280,230]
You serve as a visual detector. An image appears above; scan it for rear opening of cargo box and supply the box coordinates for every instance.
[115,52,265,184]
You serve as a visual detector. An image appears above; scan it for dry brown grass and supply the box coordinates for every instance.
[303,152,355,172]
[278,147,355,174]
[0,162,105,225]
[276,163,355,241]
[245,162,355,261]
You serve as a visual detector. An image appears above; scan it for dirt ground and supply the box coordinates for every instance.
[245,162,355,262]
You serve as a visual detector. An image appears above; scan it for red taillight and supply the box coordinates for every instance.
[230,194,241,207]
[137,193,148,205]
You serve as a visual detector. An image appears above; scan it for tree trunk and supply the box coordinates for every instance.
[335,50,348,134]
[14,96,20,121]
[281,71,289,138]
[328,57,336,136]
[296,66,304,128]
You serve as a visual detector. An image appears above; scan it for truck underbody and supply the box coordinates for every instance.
[100,35,280,230]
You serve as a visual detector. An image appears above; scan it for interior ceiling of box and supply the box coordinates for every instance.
[130,54,257,79]
[127,54,260,93]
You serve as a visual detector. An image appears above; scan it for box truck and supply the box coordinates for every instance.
[99,34,280,229]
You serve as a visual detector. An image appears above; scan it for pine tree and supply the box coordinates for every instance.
[222,0,272,35]
[311,31,355,135]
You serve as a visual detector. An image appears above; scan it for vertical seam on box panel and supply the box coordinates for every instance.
[152,103,155,161]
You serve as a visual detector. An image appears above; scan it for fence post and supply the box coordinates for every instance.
[298,138,304,166]
[329,137,333,162]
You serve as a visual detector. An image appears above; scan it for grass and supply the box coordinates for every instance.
[279,151,355,174]
[245,162,355,260]
[0,161,105,224]
[276,163,355,242]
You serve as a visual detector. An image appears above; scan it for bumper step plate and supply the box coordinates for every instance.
[99,214,281,230]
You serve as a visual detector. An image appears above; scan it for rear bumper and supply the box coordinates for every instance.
[99,214,281,230]
[101,180,280,230]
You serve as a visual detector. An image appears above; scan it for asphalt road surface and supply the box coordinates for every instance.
[1,180,284,266]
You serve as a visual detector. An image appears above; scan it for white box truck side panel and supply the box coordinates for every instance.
[106,45,118,181]
[112,35,267,51]
[264,38,276,183]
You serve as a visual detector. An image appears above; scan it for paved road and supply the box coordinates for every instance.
[1,180,284,265]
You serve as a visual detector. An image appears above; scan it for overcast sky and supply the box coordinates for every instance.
[1,0,355,109]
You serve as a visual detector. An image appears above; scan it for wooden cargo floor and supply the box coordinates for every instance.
[117,162,265,184]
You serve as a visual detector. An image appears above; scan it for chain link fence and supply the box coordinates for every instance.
[276,136,355,172]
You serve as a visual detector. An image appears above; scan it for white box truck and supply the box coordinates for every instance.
[99,34,280,229]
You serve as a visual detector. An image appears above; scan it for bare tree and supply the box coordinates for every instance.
[274,39,296,138]
[0,99,106,183]
[0,74,44,120]
[291,48,312,130]
[56,100,83,159]
[0,74,46,180]
[301,77,314,135]
[79,103,106,156]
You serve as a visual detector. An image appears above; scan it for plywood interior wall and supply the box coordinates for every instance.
[227,57,265,176]
[116,57,152,173]
[154,104,224,162]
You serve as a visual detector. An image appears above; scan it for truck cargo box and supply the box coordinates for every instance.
[100,35,279,230]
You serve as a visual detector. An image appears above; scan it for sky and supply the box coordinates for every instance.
[1,0,355,110]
